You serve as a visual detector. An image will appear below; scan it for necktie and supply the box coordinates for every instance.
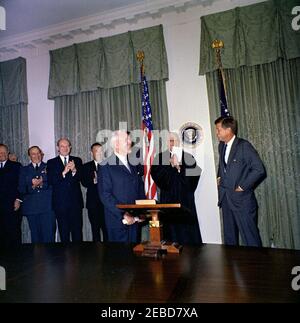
[126,158,131,173]
[64,157,67,166]
[96,163,99,172]
[222,144,227,166]
[0,162,3,168]
[35,163,39,172]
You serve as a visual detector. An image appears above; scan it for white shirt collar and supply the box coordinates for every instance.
[224,135,236,163]
[226,135,236,149]
[0,160,7,167]
[59,155,69,163]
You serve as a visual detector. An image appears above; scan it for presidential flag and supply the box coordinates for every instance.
[219,70,230,117]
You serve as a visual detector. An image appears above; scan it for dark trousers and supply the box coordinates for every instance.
[87,208,107,242]
[0,207,22,248]
[221,196,262,247]
[106,224,139,243]
[55,207,83,243]
[26,211,56,243]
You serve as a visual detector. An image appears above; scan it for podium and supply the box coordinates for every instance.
[116,203,184,257]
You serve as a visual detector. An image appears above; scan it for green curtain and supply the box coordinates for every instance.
[200,0,300,74]
[0,57,29,165]
[206,57,300,249]
[0,57,30,244]
[54,80,169,163]
[48,25,168,97]
[49,24,170,160]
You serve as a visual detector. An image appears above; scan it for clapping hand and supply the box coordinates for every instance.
[14,199,21,211]
[68,160,76,172]
[32,176,43,189]
[170,154,181,173]
[63,160,76,176]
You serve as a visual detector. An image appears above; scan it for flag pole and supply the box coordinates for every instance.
[212,40,228,102]
[137,50,145,117]
[137,50,146,138]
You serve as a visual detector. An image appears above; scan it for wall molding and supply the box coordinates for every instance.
[0,0,215,59]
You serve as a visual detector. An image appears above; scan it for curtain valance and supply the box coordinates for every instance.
[199,0,300,75]
[48,25,168,99]
[0,57,28,107]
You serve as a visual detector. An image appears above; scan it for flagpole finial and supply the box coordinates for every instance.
[212,39,224,50]
[212,39,226,85]
[137,50,145,75]
[136,50,145,63]
[212,39,224,69]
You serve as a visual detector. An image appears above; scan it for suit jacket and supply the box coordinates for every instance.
[97,153,145,230]
[18,162,52,215]
[81,160,103,211]
[217,137,266,210]
[47,156,83,211]
[0,160,21,212]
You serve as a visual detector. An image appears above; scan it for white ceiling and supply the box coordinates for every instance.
[0,0,144,40]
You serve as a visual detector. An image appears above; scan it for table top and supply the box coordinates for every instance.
[1,242,299,303]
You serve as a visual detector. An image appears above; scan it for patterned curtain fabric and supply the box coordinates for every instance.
[0,57,30,244]
[0,57,29,165]
[54,81,169,163]
[199,0,300,74]
[48,25,168,98]
[206,58,300,250]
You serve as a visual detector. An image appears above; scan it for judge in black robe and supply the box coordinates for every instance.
[151,137,202,245]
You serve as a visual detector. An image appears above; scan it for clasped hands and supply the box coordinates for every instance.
[62,160,76,176]
[32,177,43,189]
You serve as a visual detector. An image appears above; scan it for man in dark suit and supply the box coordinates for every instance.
[18,146,55,243]
[82,143,107,242]
[151,132,202,246]
[215,116,266,247]
[98,131,146,243]
[47,138,83,243]
[0,144,22,248]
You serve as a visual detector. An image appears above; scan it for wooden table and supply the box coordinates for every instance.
[117,203,184,256]
[0,243,299,303]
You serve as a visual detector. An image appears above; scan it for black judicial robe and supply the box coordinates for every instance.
[151,150,202,245]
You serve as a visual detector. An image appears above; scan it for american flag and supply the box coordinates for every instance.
[141,73,157,200]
